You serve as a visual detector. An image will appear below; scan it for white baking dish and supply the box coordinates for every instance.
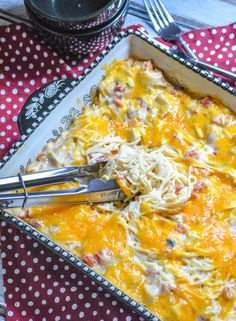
[0,29,236,320]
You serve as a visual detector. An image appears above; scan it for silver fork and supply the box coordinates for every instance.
[144,0,236,81]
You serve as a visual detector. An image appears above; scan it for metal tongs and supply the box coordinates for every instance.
[0,163,125,209]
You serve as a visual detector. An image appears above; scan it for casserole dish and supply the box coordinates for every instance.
[1,30,236,321]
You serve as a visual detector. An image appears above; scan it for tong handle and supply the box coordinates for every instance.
[0,179,125,209]
[0,163,104,192]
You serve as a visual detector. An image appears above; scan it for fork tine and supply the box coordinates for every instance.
[143,0,162,32]
[145,0,165,29]
[155,0,174,23]
[151,0,169,27]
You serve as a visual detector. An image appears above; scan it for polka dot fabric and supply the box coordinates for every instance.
[0,21,236,321]
[0,221,145,321]
[0,23,236,158]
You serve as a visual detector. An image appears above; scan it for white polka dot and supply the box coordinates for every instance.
[210,50,215,55]
[70,286,77,292]
[232,45,236,51]
[47,289,53,295]
[78,293,84,299]
[54,296,60,303]
[85,302,91,308]
[215,44,220,49]
[222,28,227,34]
[79,312,84,318]
[34,275,39,282]
[126,317,132,321]
[12,88,18,95]
[42,77,47,84]
[34,291,40,297]
[228,53,233,58]
[8,311,13,317]
[34,309,40,315]
[188,33,194,39]
[199,53,204,58]
[78,66,83,71]
[29,63,34,69]
[211,29,217,35]
[36,44,41,51]
[65,296,71,302]
[196,40,201,46]
[231,67,236,72]
[0,117,6,123]
[0,90,5,95]
[22,32,27,38]
[72,303,77,310]
[220,36,224,41]
[66,315,71,320]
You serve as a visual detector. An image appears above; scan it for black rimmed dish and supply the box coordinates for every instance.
[1,30,236,321]
[24,0,125,32]
[25,0,129,55]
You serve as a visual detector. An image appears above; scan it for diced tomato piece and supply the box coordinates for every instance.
[184,150,199,160]
[83,254,98,267]
[174,185,182,195]
[114,84,125,92]
[221,286,234,300]
[176,223,187,234]
[200,97,212,109]
[142,60,153,71]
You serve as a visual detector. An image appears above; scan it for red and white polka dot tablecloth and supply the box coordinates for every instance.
[0,21,236,321]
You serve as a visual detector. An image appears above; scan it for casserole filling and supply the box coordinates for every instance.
[17,59,236,321]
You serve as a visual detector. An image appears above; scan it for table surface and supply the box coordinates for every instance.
[0,0,235,318]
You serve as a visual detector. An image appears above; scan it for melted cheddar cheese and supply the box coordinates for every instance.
[19,59,236,321]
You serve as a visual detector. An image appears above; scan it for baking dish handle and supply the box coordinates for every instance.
[17,78,74,136]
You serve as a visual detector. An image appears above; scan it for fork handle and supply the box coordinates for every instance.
[178,35,236,81]
[178,35,197,60]
[194,60,236,81]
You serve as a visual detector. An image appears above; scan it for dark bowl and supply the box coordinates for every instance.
[26,0,129,55]
[24,0,125,32]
